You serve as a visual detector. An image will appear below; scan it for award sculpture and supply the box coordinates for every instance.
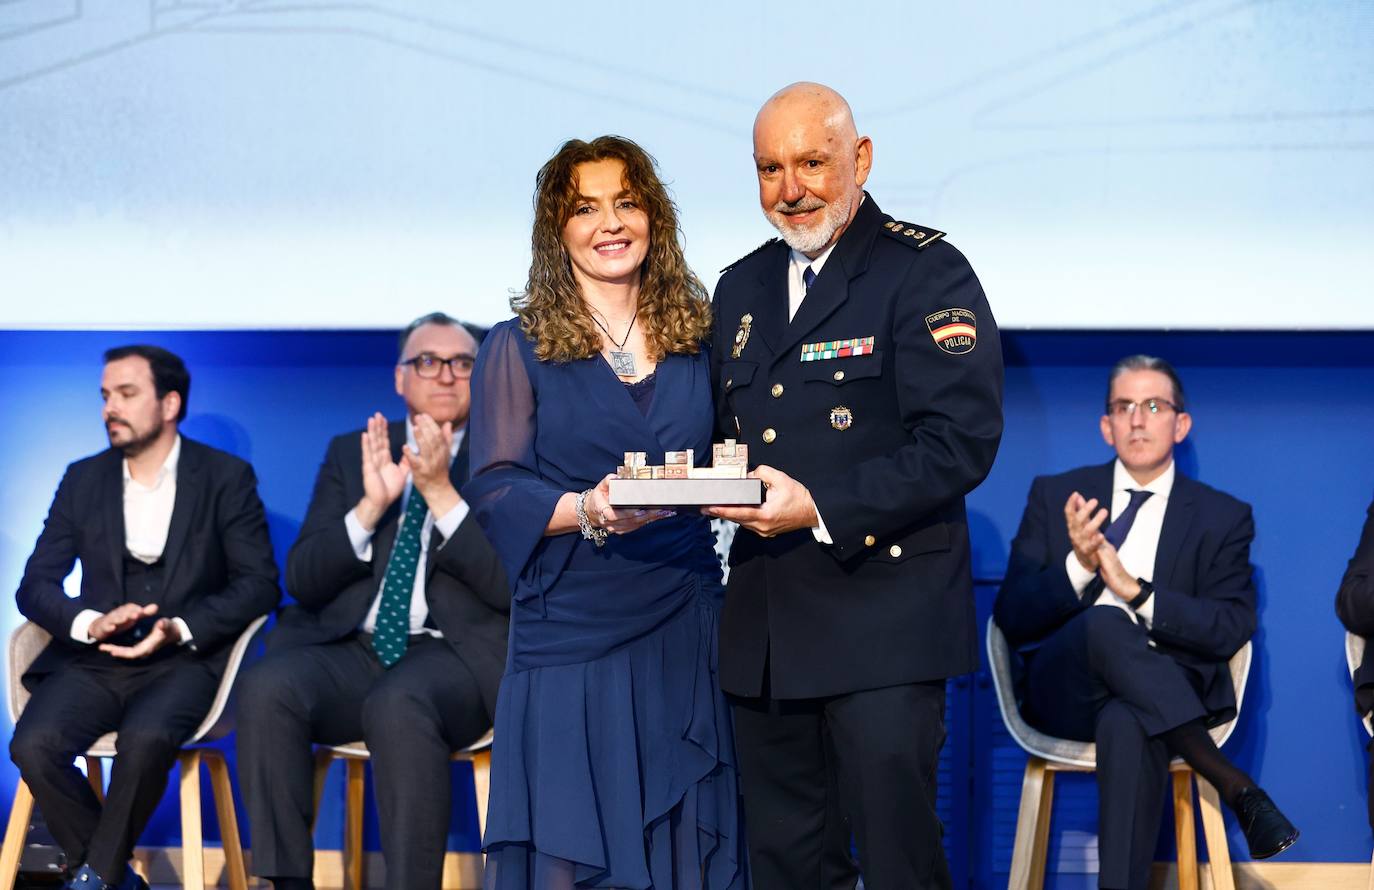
[607,439,765,507]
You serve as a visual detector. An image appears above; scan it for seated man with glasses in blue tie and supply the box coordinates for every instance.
[993,354,1297,890]
[236,313,508,890]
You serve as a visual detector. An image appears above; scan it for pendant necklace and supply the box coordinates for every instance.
[591,311,638,377]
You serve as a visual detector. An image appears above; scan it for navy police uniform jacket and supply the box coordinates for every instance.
[710,193,1004,700]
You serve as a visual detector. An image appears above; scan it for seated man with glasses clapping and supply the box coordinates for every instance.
[992,354,1297,890]
[236,312,508,890]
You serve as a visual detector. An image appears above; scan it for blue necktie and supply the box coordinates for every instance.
[1103,489,1154,550]
[1082,489,1153,607]
[802,265,817,291]
[372,488,428,667]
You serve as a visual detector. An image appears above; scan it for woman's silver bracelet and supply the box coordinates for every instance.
[575,490,608,547]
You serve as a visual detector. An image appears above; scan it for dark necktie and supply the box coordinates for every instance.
[1082,489,1153,607]
[372,487,429,667]
[802,265,817,291]
[1103,489,1154,550]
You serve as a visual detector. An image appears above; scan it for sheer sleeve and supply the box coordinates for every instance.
[463,321,569,586]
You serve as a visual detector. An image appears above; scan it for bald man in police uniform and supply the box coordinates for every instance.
[705,83,1004,890]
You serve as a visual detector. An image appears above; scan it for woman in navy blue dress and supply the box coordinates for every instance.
[464,136,746,890]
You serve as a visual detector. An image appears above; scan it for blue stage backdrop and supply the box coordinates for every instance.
[1,328,1372,886]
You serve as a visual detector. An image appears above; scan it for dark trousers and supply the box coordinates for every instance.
[236,634,487,890]
[732,679,949,890]
[8,651,220,882]
[1021,607,1208,890]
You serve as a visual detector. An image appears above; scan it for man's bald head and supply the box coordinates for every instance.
[754,82,859,144]
[752,82,872,257]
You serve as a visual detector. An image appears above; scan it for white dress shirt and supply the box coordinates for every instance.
[345,422,469,637]
[71,436,194,645]
[1065,459,1175,627]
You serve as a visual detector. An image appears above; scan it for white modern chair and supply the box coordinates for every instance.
[0,615,268,890]
[987,619,1250,890]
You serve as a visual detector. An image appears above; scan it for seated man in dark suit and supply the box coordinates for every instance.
[1336,495,1374,828]
[237,313,508,890]
[10,345,280,890]
[993,354,1297,890]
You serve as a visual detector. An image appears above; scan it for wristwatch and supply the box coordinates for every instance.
[1128,578,1155,610]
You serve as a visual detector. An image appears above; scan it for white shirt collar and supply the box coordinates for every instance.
[122,434,181,489]
[790,241,838,280]
[1112,458,1175,500]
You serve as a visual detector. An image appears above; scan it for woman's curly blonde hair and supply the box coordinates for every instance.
[513,135,712,363]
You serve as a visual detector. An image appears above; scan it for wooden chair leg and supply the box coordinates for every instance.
[83,755,105,802]
[471,749,491,866]
[344,759,366,890]
[1172,770,1198,890]
[1196,776,1236,890]
[0,779,35,890]
[179,750,206,890]
[205,751,249,890]
[311,749,336,832]
[1008,757,1054,890]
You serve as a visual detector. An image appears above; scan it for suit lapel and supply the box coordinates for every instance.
[770,194,883,368]
[450,430,471,487]
[1155,472,1196,588]
[744,245,790,360]
[159,440,201,592]
[1083,462,1114,519]
[424,428,472,581]
[101,450,126,587]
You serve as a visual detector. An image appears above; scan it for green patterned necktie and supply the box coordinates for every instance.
[372,487,429,667]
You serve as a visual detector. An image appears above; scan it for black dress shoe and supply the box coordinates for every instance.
[1234,786,1299,859]
[65,862,149,890]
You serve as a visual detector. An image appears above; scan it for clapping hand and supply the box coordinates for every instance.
[99,616,183,659]
[357,412,408,531]
[1095,540,1142,602]
[1064,492,1109,572]
[92,603,183,659]
[403,414,460,518]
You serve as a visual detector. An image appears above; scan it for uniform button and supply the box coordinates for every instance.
[889,544,902,558]
[762,428,776,444]
[725,378,733,389]
[833,370,845,381]
[771,383,784,398]
[864,535,876,547]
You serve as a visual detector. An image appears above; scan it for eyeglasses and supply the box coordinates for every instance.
[1107,398,1179,418]
[400,353,476,379]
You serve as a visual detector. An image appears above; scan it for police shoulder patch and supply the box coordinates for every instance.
[720,237,780,273]
[880,220,945,250]
[925,307,977,354]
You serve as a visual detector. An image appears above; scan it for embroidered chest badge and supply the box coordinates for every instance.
[732,314,753,359]
[925,308,977,355]
[799,336,875,362]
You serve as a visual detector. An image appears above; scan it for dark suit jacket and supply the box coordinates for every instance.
[1336,495,1374,715]
[993,462,1257,723]
[710,194,1005,699]
[15,437,281,680]
[272,421,509,720]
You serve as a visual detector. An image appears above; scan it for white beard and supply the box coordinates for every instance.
[765,191,854,254]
